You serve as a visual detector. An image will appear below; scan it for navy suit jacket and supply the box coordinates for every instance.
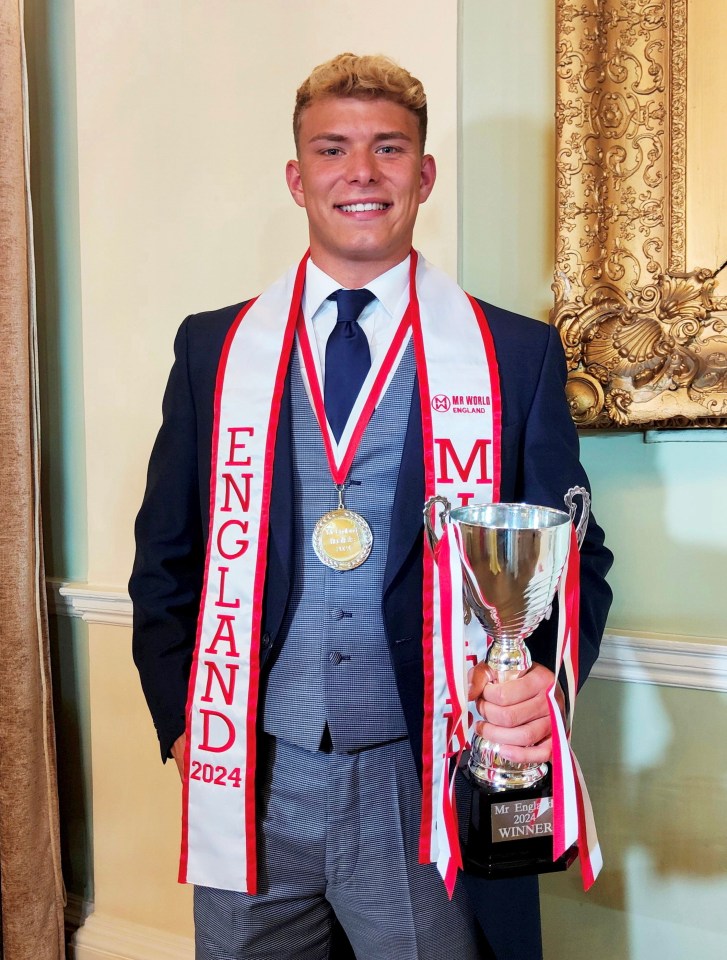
[131,296,612,764]
[130,294,613,958]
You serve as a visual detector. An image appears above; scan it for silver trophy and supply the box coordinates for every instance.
[424,490,589,876]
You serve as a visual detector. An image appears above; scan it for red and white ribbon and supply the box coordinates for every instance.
[296,279,413,488]
[546,526,603,888]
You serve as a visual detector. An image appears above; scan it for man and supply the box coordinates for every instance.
[130,53,612,960]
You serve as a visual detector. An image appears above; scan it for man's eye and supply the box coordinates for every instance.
[321,148,343,156]
[377,145,400,154]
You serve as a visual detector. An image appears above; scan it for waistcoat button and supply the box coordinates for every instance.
[328,651,351,665]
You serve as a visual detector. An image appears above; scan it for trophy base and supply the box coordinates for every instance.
[459,764,578,879]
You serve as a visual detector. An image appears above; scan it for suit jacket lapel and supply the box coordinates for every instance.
[383,380,425,597]
[264,373,293,640]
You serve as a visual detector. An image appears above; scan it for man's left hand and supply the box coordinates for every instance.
[467,662,565,765]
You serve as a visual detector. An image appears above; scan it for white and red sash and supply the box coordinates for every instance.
[178,249,598,896]
[411,274,502,893]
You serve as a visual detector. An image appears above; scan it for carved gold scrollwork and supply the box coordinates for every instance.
[552,0,727,428]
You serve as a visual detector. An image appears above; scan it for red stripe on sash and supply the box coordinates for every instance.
[438,527,464,895]
[444,855,459,897]
[439,529,460,740]
[549,525,583,866]
[408,252,437,862]
[467,296,502,502]
[574,769,595,889]
[565,525,581,696]
[549,695,567,860]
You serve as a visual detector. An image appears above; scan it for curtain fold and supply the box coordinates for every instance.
[0,0,66,957]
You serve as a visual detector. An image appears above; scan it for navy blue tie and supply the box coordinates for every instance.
[324,288,375,441]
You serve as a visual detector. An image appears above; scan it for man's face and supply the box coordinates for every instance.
[286,96,436,284]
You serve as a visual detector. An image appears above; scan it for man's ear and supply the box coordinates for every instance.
[419,154,437,204]
[286,159,306,208]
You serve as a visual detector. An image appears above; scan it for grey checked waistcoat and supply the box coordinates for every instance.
[262,341,416,753]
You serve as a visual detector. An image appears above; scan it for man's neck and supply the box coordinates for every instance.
[308,251,411,289]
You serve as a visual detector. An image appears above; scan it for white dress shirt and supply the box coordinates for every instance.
[302,256,411,377]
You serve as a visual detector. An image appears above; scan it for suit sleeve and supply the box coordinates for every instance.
[129,317,205,761]
[517,324,613,687]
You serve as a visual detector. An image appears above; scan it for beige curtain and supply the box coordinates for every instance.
[0,0,66,957]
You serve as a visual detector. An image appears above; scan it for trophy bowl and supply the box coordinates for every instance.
[450,502,571,789]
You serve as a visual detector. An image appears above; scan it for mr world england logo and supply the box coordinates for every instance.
[431,394,491,414]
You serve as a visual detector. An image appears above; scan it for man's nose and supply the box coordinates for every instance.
[346,149,379,183]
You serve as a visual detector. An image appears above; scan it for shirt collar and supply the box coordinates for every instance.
[303,255,411,321]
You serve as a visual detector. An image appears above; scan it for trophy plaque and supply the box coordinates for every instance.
[424,494,589,879]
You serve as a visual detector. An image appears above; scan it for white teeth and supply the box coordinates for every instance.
[339,202,388,212]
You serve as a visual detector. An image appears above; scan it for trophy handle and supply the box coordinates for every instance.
[423,495,452,553]
[564,486,591,549]
[423,495,473,624]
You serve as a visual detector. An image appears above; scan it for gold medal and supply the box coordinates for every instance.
[312,485,373,570]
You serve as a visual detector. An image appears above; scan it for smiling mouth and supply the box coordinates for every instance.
[336,202,391,213]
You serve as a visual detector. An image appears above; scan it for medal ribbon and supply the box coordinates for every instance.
[295,261,416,488]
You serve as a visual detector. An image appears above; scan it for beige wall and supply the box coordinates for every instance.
[74,0,458,588]
[87,623,191,931]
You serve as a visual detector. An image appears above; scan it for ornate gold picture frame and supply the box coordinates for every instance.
[552,0,727,428]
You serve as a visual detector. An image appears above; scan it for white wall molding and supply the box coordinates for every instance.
[47,577,80,619]
[47,580,727,693]
[591,630,727,694]
[72,910,193,960]
[48,577,132,626]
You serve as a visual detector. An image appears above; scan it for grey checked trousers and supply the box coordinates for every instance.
[194,735,488,960]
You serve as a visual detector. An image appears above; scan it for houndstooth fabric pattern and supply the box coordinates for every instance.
[262,343,416,752]
[194,736,484,960]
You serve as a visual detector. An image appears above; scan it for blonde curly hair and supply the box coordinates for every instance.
[293,53,427,153]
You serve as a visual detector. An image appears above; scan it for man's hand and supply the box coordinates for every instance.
[467,662,565,765]
[171,732,186,782]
